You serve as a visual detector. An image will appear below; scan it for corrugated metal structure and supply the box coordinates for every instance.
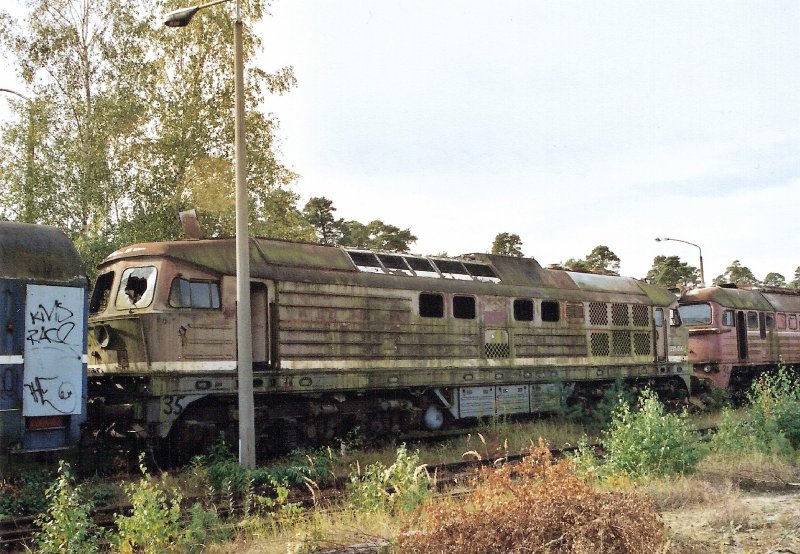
[87,237,689,456]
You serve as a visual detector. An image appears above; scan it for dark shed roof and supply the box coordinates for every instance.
[0,222,86,285]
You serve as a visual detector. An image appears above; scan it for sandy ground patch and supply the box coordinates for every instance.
[662,489,800,553]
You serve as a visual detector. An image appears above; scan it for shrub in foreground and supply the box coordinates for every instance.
[601,389,705,478]
[399,441,665,554]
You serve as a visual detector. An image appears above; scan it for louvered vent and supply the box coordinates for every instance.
[484,330,510,359]
[589,302,608,325]
[566,302,585,321]
[632,305,649,327]
[612,330,631,355]
[612,303,629,326]
[634,332,651,355]
[590,333,610,356]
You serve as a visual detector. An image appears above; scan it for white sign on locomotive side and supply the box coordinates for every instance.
[22,284,84,416]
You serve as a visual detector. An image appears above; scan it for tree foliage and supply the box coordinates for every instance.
[645,255,699,288]
[0,0,310,276]
[791,267,800,289]
[491,232,523,257]
[565,245,620,275]
[301,196,417,252]
[762,272,786,287]
[712,260,759,286]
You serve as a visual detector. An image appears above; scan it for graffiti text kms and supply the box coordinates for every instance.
[26,301,76,345]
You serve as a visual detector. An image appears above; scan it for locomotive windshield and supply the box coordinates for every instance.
[115,266,157,309]
[89,271,115,313]
[677,303,711,325]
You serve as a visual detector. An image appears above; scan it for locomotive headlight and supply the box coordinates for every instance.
[94,324,113,348]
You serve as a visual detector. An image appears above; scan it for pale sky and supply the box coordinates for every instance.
[3,1,799,282]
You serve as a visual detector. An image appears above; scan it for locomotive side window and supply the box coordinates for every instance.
[747,311,759,330]
[789,315,798,330]
[654,308,664,327]
[419,293,444,318]
[677,303,711,325]
[169,278,221,309]
[377,254,410,271]
[347,251,382,271]
[765,313,775,330]
[115,266,157,309]
[453,296,476,319]
[405,257,436,273]
[776,313,786,329]
[541,301,560,322]
[90,271,115,313]
[670,309,681,327]
[513,299,534,321]
[722,310,735,326]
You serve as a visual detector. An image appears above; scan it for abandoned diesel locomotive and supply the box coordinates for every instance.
[86,237,689,456]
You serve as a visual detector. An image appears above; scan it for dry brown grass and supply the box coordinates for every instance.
[641,475,739,511]
[398,440,666,554]
[696,451,800,489]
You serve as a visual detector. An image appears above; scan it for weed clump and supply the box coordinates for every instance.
[712,366,800,456]
[34,462,102,554]
[348,444,430,514]
[399,441,664,553]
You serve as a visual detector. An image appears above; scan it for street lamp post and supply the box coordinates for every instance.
[164,0,255,467]
[654,237,705,288]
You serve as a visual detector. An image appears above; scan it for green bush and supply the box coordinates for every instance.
[182,502,232,553]
[191,438,337,493]
[601,389,706,478]
[348,444,430,514]
[712,366,800,456]
[34,462,101,554]
[112,459,183,554]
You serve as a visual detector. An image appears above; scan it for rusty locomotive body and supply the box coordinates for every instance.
[679,285,800,392]
[0,222,88,474]
[86,237,689,455]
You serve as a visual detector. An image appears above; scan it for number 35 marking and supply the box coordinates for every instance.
[162,395,185,416]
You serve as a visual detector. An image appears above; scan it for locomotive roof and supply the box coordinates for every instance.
[102,237,676,306]
[0,221,86,285]
[680,285,800,313]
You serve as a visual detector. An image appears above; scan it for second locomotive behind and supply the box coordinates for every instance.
[85,237,690,457]
[679,284,800,393]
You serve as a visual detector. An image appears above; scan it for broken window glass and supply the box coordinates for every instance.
[115,266,157,309]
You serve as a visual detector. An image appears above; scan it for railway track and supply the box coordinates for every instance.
[0,441,596,551]
[1,423,720,550]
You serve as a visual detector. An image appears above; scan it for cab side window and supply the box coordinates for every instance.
[169,278,221,309]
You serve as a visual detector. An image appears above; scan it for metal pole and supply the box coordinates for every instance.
[234,8,255,467]
[655,237,705,288]
[698,252,705,288]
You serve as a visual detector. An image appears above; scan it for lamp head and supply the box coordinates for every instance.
[163,6,200,27]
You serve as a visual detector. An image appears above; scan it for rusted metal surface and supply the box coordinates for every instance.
[680,285,800,390]
[0,222,85,284]
[87,237,690,449]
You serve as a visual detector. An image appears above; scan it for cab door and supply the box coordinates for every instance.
[250,281,276,370]
[736,311,748,360]
[654,308,667,361]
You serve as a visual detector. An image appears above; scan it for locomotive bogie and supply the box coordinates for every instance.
[86,238,690,454]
